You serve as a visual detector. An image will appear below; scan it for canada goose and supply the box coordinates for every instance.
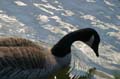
[0,28,100,79]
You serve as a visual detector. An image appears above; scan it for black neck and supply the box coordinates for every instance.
[51,28,100,57]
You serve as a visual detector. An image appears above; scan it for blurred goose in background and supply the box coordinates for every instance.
[0,28,100,79]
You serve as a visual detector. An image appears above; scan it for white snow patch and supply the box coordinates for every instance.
[50,16,62,21]
[54,1,59,4]
[116,15,120,20]
[14,1,27,6]
[80,15,96,21]
[34,3,54,15]
[0,14,17,23]
[104,0,115,6]
[0,23,2,28]
[37,15,49,23]
[107,32,120,40]
[0,10,3,13]
[41,0,48,3]
[50,16,77,32]
[61,10,74,16]
[36,3,61,10]
[81,14,119,30]
[41,25,67,35]
[86,0,96,3]
[0,13,36,37]
[33,2,63,15]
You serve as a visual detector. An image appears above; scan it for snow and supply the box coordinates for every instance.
[0,0,120,79]
[14,1,27,6]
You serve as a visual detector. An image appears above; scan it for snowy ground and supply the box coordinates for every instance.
[0,0,120,79]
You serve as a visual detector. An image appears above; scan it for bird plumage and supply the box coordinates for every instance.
[0,37,70,79]
[0,28,100,79]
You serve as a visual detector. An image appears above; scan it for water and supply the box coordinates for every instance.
[0,0,120,79]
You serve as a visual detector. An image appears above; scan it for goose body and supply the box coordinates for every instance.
[0,28,100,79]
[0,38,69,79]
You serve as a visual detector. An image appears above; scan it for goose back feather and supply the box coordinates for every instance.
[0,37,60,79]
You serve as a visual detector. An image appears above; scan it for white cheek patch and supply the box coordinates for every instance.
[86,35,94,46]
[89,35,95,45]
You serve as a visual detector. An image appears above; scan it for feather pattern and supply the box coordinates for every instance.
[0,37,60,79]
[0,28,100,79]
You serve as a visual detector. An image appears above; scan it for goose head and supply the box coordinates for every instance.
[51,28,100,57]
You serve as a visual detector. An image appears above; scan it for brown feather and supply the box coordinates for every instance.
[0,37,38,47]
[0,46,46,69]
[0,37,54,78]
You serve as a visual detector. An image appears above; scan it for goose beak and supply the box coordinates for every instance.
[96,52,99,57]
[94,50,99,57]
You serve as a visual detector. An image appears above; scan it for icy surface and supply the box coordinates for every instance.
[0,0,120,79]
